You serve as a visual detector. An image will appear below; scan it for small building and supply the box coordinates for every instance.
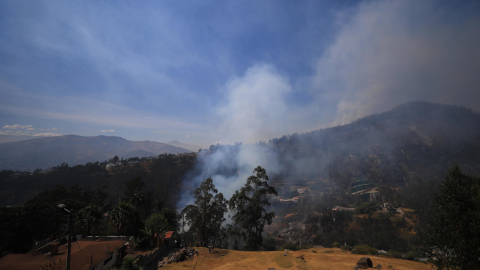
[105,163,115,170]
[332,206,355,211]
[164,231,175,249]
[350,175,375,194]
[297,188,309,194]
[279,198,298,203]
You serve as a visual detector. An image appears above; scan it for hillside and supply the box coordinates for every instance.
[161,247,431,270]
[198,101,480,248]
[262,101,480,186]
[0,135,37,144]
[0,135,192,171]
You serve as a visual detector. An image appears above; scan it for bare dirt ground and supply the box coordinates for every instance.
[160,247,432,270]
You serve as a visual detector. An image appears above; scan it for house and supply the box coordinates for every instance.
[280,198,298,202]
[350,175,375,194]
[0,236,133,270]
[297,188,308,194]
[129,232,175,269]
[164,231,175,249]
[332,206,355,211]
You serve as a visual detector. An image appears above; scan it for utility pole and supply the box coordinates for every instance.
[67,212,72,270]
[58,204,73,270]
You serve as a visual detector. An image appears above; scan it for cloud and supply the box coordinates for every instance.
[33,133,62,137]
[0,89,207,134]
[3,124,33,129]
[99,130,114,133]
[312,0,480,125]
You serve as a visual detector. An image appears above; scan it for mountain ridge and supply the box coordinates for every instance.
[0,135,192,171]
[167,140,202,152]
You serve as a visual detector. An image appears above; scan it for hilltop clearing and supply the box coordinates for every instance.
[161,247,431,270]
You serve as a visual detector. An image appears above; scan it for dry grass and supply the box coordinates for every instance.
[161,247,432,270]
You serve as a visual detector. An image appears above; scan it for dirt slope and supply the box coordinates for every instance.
[162,247,431,270]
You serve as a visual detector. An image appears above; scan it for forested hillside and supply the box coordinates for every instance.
[266,101,480,185]
[0,153,196,207]
[196,101,480,244]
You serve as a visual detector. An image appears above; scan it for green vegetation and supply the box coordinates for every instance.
[262,235,276,251]
[351,244,378,255]
[181,177,227,247]
[0,175,180,257]
[229,166,278,251]
[423,165,480,269]
[355,202,380,215]
[0,153,196,207]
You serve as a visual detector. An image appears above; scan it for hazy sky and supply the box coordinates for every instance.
[1,0,479,146]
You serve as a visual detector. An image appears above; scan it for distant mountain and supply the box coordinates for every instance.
[167,140,202,152]
[0,135,192,171]
[0,135,37,144]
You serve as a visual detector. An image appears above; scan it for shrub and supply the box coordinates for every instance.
[387,249,402,258]
[355,202,379,215]
[352,244,378,255]
[311,249,317,253]
[262,236,276,251]
[281,242,297,251]
[341,245,352,251]
[332,241,340,248]
[405,251,416,261]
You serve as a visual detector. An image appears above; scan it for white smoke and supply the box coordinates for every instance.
[216,64,299,144]
[178,64,292,208]
[312,0,480,125]
[178,0,480,208]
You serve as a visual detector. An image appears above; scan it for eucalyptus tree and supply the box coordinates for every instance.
[423,166,480,270]
[229,166,278,251]
[182,178,227,247]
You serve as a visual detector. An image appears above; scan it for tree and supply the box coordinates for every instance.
[182,178,227,247]
[141,213,171,247]
[229,166,278,251]
[124,177,153,221]
[77,203,102,235]
[110,202,136,234]
[422,165,480,270]
[262,235,276,251]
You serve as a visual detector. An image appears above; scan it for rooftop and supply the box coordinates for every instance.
[0,239,128,270]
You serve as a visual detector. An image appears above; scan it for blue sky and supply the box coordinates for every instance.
[1,0,479,147]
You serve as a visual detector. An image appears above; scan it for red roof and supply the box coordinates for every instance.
[164,231,174,239]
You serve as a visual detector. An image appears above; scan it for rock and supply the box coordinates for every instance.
[356,257,373,269]
[376,263,382,269]
[158,247,199,268]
